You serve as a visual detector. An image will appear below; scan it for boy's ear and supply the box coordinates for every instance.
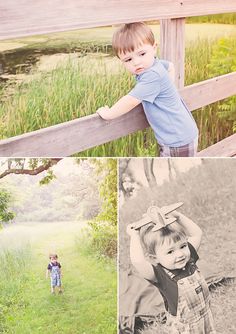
[153,41,158,50]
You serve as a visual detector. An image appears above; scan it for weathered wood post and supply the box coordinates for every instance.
[160,18,185,89]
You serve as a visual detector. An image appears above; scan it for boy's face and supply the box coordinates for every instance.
[155,238,190,270]
[50,257,57,263]
[118,42,157,75]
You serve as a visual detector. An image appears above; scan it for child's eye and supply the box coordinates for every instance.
[181,244,187,249]
[167,250,174,254]
[124,58,132,63]
[140,52,146,56]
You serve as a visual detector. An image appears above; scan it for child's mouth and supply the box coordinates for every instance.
[136,67,144,74]
[176,258,186,264]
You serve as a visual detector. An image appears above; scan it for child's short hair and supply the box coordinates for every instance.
[140,222,187,257]
[112,22,155,57]
[49,253,58,260]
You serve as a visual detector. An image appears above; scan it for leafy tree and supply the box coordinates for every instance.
[0,158,61,184]
[0,158,102,223]
[93,158,117,226]
[0,188,15,225]
[77,158,117,257]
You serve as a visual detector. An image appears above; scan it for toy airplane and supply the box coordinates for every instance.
[133,202,183,231]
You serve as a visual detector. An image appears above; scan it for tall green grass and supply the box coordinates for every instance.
[186,37,236,148]
[0,37,235,156]
[0,247,32,333]
[187,13,236,25]
[76,222,117,259]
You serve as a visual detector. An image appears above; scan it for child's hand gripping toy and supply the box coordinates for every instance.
[133,202,184,231]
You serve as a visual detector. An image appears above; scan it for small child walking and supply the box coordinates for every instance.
[46,254,63,294]
[96,22,198,157]
[126,207,216,333]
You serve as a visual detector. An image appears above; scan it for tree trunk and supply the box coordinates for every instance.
[143,159,157,189]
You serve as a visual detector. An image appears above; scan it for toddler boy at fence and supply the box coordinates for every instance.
[46,254,62,294]
[126,207,216,333]
[96,22,198,157]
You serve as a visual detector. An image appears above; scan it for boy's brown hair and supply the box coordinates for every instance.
[140,222,187,257]
[112,22,155,57]
[49,253,58,260]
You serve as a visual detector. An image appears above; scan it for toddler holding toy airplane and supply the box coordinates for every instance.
[126,205,216,333]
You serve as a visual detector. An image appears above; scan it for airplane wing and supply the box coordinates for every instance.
[161,202,183,215]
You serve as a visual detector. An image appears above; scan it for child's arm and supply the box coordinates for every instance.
[172,211,202,251]
[96,95,141,120]
[46,269,50,279]
[127,224,156,281]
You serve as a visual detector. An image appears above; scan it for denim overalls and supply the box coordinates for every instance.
[165,268,216,334]
[50,263,61,287]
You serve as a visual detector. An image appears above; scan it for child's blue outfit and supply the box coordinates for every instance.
[151,243,216,333]
[47,261,61,287]
[129,58,199,156]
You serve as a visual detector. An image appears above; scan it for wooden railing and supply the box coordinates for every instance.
[0,1,236,157]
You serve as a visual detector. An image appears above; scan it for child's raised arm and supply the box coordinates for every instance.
[96,95,141,120]
[127,223,156,281]
[172,211,202,251]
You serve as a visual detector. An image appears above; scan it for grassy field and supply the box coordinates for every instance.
[119,159,236,333]
[0,221,117,334]
[0,24,236,156]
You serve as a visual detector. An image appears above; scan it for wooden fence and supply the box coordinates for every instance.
[0,0,236,157]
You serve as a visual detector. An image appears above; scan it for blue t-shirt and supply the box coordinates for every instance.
[47,262,61,271]
[129,59,198,147]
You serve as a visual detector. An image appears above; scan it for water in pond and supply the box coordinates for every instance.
[0,44,112,87]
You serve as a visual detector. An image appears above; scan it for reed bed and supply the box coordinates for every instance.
[0,37,235,156]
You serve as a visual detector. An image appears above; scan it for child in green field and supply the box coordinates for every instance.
[96,22,198,157]
[46,254,62,294]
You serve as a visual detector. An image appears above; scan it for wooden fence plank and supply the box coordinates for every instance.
[1,1,236,40]
[0,71,236,157]
[181,72,236,111]
[0,110,149,157]
[197,134,236,157]
[160,18,185,88]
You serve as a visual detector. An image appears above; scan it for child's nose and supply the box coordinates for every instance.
[176,249,184,258]
[133,57,141,66]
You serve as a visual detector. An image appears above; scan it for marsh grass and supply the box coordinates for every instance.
[187,13,236,25]
[0,37,235,156]
[0,56,132,137]
[186,38,234,149]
